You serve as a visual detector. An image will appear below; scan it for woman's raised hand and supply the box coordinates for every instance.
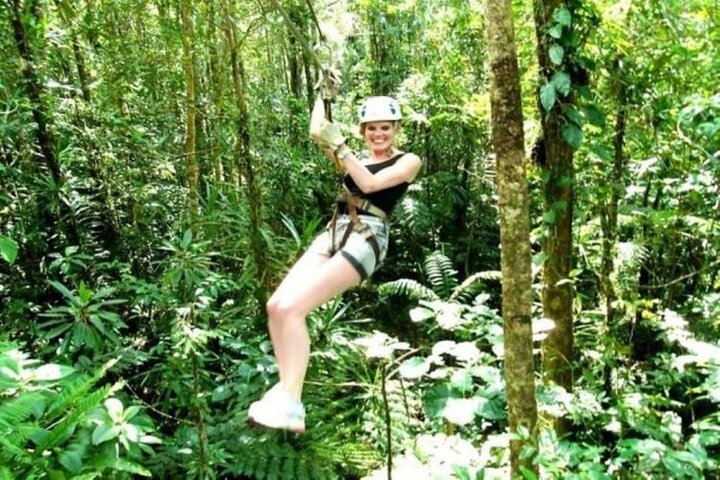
[309,98,346,153]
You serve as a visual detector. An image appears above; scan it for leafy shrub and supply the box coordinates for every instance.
[0,343,160,478]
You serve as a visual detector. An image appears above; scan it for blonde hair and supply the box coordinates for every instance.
[359,120,401,136]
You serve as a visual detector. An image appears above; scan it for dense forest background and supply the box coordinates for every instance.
[1,0,718,478]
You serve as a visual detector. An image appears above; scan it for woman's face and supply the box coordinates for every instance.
[362,121,397,156]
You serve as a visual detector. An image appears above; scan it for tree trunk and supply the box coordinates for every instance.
[53,0,123,254]
[220,0,269,306]
[533,0,576,433]
[180,0,201,232]
[485,1,538,475]
[599,69,627,398]
[206,0,224,183]
[5,0,81,247]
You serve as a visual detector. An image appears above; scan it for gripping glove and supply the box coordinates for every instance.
[310,97,346,153]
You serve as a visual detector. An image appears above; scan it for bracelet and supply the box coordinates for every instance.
[335,144,353,162]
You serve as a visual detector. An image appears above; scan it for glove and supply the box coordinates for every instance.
[309,97,346,152]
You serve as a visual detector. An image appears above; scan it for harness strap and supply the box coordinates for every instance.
[329,200,385,266]
[337,192,389,221]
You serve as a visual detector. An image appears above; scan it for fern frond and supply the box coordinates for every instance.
[379,279,439,301]
[45,363,111,420]
[0,465,17,480]
[35,384,112,453]
[0,392,45,428]
[424,251,458,299]
[0,433,33,465]
[450,270,501,303]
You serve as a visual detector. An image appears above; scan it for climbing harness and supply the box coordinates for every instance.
[328,153,406,267]
[328,191,388,266]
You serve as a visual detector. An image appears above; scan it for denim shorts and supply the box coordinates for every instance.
[307,214,389,279]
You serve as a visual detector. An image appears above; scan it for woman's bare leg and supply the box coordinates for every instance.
[267,252,362,400]
[267,251,330,386]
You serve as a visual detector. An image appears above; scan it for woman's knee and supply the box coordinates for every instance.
[266,296,302,324]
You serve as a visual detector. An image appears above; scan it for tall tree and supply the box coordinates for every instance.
[533,0,578,426]
[599,56,628,397]
[180,0,200,231]
[485,0,538,475]
[220,0,269,304]
[3,0,81,246]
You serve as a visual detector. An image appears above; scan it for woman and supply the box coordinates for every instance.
[248,96,422,433]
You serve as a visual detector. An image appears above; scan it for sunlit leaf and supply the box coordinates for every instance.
[552,71,571,96]
[540,83,557,111]
[399,357,430,379]
[549,45,564,65]
[442,397,481,425]
[553,7,572,27]
[33,364,74,381]
[0,236,18,265]
[105,398,124,422]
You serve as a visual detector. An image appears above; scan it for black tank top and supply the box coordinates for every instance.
[341,153,410,216]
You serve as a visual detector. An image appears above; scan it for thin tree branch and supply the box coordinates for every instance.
[644,259,720,290]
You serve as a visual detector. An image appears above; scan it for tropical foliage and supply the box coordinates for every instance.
[0,0,718,478]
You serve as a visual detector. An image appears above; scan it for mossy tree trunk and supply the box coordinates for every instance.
[533,0,576,433]
[484,0,538,475]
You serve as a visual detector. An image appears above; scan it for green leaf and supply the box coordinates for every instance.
[0,236,18,265]
[44,323,73,340]
[442,397,481,425]
[557,175,573,187]
[548,24,563,39]
[49,281,77,304]
[477,393,507,420]
[139,434,162,445]
[561,122,583,149]
[562,104,583,125]
[92,424,118,445]
[104,458,151,477]
[549,45,564,65]
[519,465,539,480]
[543,209,557,224]
[58,454,82,474]
[551,72,571,96]
[34,364,74,381]
[104,398,124,422]
[553,7,572,27]
[123,405,141,421]
[423,383,453,419]
[181,230,193,248]
[540,83,557,111]
[409,306,434,323]
[122,423,140,443]
[398,357,430,379]
[553,200,568,211]
[450,369,473,393]
[583,103,606,127]
[212,384,233,402]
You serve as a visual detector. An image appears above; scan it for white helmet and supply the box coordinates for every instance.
[358,96,402,124]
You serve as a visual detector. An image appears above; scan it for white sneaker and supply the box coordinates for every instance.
[247,383,306,433]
